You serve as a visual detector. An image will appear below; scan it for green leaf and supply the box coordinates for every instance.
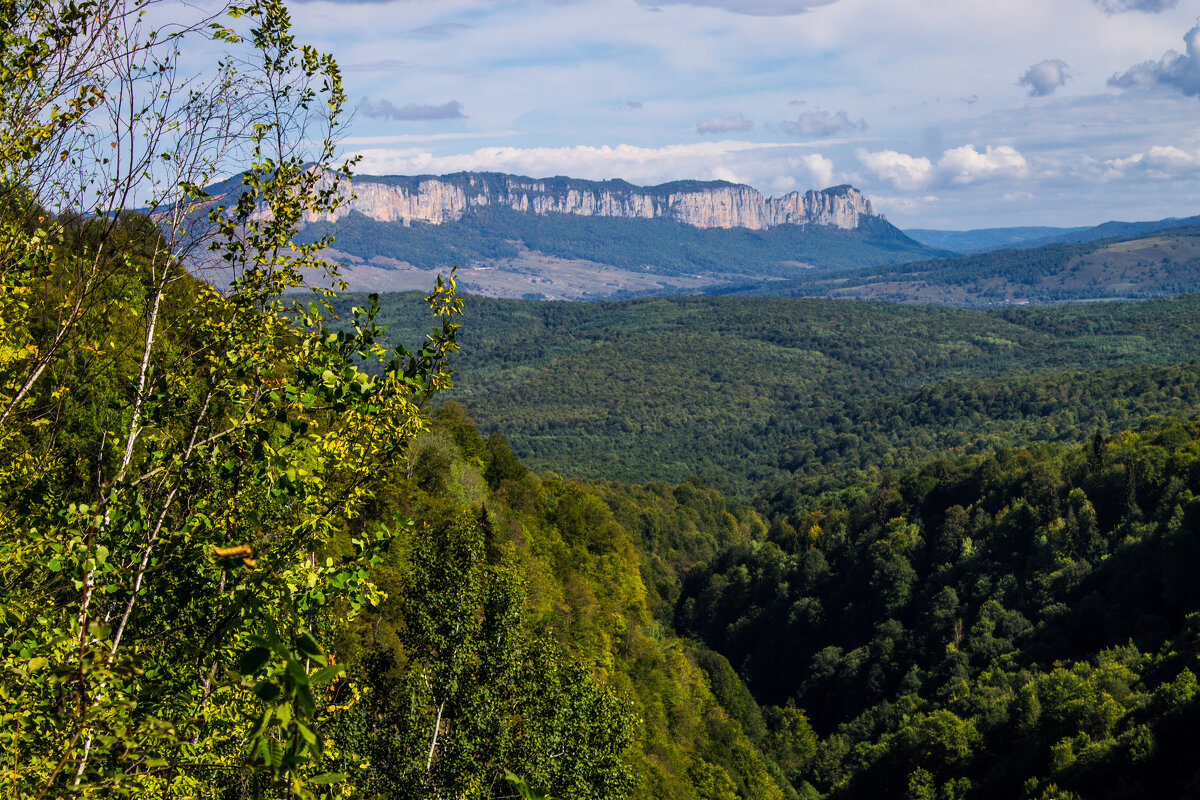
[253,681,282,702]
[310,664,343,684]
[296,630,322,657]
[296,722,317,746]
[238,646,271,675]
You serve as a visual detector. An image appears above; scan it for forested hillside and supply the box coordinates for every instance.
[293,204,945,293]
[717,226,1200,306]
[345,291,1200,494]
[676,420,1200,799]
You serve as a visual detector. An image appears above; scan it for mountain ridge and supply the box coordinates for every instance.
[301,171,880,231]
[905,213,1200,253]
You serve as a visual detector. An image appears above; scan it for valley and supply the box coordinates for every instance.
[345,290,1200,494]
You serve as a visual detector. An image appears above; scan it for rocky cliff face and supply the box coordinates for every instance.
[303,173,877,231]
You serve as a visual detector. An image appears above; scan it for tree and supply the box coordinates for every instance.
[0,1,463,796]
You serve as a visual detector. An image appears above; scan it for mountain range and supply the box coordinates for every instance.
[196,169,1200,305]
[306,171,880,231]
[904,214,1200,253]
[280,171,946,298]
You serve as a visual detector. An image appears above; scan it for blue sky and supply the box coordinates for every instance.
[284,0,1200,229]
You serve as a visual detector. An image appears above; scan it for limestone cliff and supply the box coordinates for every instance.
[303,172,878,231]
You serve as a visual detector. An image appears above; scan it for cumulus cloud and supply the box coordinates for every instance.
[1092,0,1178,13]
[636,0,836,15]
[1109,19,1200,97]
[790,153,835,188]
[782,109,866,138]
[856,144,1028,191]
[1019,59,1071,97]
[696,114,753,134]
[855,149,933,192]
[359,99,466,121]
[938,145,1028,185]
[1107,145,1200,177]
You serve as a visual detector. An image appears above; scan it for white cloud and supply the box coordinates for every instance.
[938,144,1028,185]
[791,153,835,187]
[855,149,933,191]
[1109,19,1200,97]
[857,144,1027,190]
[1107,144,1200,177]
[1019,59,1071,97]
[696,113,754,133]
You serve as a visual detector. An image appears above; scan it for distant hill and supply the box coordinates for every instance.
[903,225,1085,253]
[905,213,1200,253]
[717,225,1200,307]
[266,172,950,299]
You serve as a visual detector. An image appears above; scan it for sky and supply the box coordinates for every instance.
[281,0,1200,229]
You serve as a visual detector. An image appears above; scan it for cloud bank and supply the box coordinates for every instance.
[1109,19,1200,97]
[1019,59,1071,97]
[359,99,466,121]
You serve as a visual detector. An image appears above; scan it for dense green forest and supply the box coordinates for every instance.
[339,290,1200,494]
[675,420,1200,799]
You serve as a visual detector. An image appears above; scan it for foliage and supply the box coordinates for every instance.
[0,0,465,795]
[339,290,1200,494]
[336,405,796,800]
[674,421,1200,798]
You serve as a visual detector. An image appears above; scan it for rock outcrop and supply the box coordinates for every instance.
[302,172,878,231]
